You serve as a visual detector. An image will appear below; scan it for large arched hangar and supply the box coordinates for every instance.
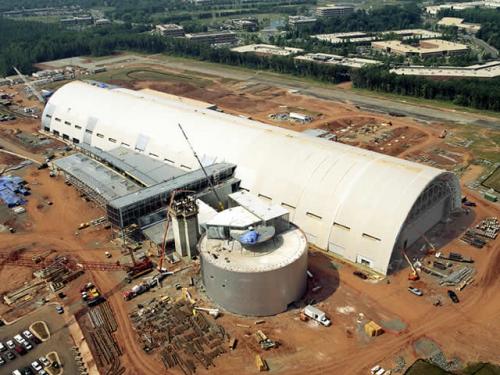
[42,81,461,275]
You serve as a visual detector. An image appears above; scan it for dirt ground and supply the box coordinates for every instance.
[0,71,499,375]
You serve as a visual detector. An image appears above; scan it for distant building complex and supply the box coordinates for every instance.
[372,39,468,58]
[426,0,500,15]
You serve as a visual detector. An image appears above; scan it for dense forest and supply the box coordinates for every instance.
[352,65,500,111]
[439,8,500,49]
[0,17,349,83]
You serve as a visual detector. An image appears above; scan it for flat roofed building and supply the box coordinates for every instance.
[313,29,442,45]
[372,39,468,57]
[295,53,382,69]
[185,31,237,45]
[288,16,317,28]
[391,60,500,78]
[42,81,461,275]
[231,44,304,56]
[155,24,185,37]
[316,5,354,17]
[437,17,481,33]
[426,1,500,15]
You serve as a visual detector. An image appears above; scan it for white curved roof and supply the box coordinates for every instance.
[44,81,460,274]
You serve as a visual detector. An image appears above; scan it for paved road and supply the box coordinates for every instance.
[466,35,499,58]
[0,304,78,374]
[143,55,500,131]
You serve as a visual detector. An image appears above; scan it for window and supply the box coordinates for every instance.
[54,117,61,122]
[149,152,159,158]
[45,114,52,119]
[121,142,130,147]
[362,233,381,242]
[72,138,80,144]
[43,126,50,131]
[108,138,117,143]
[180,164,192,170]
[96,133,104,138]
[75,125,82,130]
[163,158,174,164]
[64,121,71,126]
[282,202,296,210]
[333,222,350,231]
[62,134,69,140]
[306,212,322,220]
[85,129,93,134]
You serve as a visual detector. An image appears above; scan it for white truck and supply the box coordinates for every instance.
[304,305,331,327]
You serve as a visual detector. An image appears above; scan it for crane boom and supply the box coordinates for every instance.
[178,123,224,210]
[13,66,45,103]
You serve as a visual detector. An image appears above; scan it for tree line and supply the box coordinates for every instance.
[352,65,500,112]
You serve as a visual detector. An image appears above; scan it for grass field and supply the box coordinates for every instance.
[88,67,211,87]
[482,166,500,193]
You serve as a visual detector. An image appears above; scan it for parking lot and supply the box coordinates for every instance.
[0,304,77,374]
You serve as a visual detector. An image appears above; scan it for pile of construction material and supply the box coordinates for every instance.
[461,217,499,248]
[440,266,475,289]
[85,301,124,375]
[130,298,229,375]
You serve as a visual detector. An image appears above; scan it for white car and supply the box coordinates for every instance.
[39,357,50,367]
[31,361,42,371]
[408,287,423,296]
[22,330,33,339]
[6,340,15,350]
[13,335,25,344]
[0,342,5,351]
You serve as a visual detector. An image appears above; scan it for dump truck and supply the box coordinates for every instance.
[303,305,331,327]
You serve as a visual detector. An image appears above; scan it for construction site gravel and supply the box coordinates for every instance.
[0,58,499,375]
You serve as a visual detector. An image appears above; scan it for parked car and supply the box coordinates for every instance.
[31,361,42,372]
[448,290,459,303]
[12,369,22,375]
[14,345,26,356]
[39,357,50,367]
[55,305,64,314]
[0,354,5,365]
[14,335,25,345]
[6,340,15,350]
[22,341,32,351]
[0,342,5,351]
[6,351,16,360]
[22,330,33,339]
[31,336,41,345]
[408,286,423,296]
[21,367,34,375]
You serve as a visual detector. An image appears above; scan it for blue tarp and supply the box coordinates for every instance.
[240,230,260,245]
[0,175,27,207]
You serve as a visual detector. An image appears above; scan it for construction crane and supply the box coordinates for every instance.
[178,123,224,211]
[12,67,45,104]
